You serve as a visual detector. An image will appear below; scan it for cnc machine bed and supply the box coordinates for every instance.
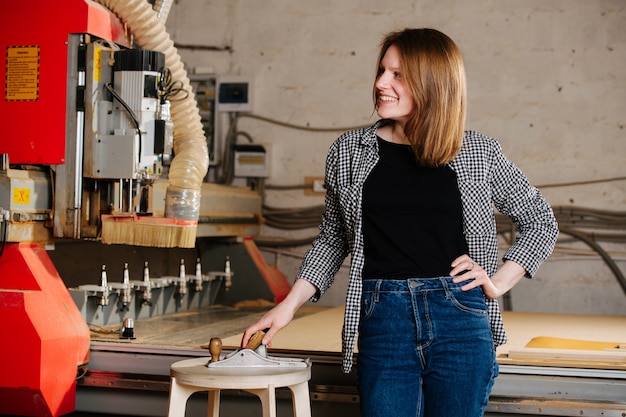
[78,306,626,417]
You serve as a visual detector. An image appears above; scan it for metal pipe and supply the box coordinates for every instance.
[0,154,8,171]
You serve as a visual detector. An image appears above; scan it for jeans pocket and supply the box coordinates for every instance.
[361,289,376,321]
[447,286,488,316]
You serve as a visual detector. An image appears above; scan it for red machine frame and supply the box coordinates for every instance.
[0,1,129,415]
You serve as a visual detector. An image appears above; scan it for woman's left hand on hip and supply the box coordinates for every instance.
[450,254,498,298]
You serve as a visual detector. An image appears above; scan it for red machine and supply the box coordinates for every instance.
[0,1,271,415]
[0,0,129,165]
[0,244,90,416]
[0,1,129,415]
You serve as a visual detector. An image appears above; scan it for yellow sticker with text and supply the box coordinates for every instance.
[5,46,40,101]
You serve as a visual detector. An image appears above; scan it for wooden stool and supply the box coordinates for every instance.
[167,356,312,417]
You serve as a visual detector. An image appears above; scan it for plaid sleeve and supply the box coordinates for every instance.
[488,139,559,277]
[297,137,351,299]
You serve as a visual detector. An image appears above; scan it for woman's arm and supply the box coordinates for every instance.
[490,140,559,278]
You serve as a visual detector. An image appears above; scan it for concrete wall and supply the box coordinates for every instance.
[165,1,625,315]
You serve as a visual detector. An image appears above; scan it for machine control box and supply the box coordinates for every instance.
[234,144,269,178]
[216,75,252,112]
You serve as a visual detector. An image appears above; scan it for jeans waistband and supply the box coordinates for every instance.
[362,277,470,292]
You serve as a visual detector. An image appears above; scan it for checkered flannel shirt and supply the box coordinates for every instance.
[296,119,559,373]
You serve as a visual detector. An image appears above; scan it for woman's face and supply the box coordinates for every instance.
[375,44,415,123]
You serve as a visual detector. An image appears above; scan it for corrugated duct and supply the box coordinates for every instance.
[96,0,209,221]
[153,0,174,25]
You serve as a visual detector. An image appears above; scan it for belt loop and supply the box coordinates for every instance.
[373,279,382,303]
[440,276,452,300]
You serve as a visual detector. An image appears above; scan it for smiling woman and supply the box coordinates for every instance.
[241,27,558,417]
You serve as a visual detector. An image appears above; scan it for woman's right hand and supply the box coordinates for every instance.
[240,279,318,348]
[241,301,295,348]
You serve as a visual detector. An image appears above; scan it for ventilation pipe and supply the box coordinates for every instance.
[96,0,209,221]
[153,0,174,25]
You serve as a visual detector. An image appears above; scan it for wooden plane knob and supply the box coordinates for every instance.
[245,330,266,350]
[209,337,222,362]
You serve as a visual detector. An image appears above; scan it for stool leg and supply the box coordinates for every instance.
[207,389,220,417]
[247,386,276,417]
[289,381,311,417]
[167,377,197,417]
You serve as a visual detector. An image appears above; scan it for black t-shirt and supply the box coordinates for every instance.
[362,136,468,279]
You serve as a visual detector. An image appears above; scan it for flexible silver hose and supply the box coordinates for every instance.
[96,0,209,220]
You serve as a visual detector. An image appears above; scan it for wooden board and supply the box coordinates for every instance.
[497,311,626,370]
[220,305,346,352]
[507,347,626,363]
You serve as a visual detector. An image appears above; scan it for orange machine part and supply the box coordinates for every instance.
[243,238,292,303]
[0,243,90,417]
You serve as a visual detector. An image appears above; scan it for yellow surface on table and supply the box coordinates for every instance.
[220,306,346,352]
[498,311,626,352]
[497,311,626,369]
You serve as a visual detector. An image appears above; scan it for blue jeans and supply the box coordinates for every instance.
[357,277,498,417]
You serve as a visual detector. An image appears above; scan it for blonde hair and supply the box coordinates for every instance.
[373,28,467,166]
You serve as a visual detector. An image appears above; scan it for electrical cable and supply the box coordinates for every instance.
[160,67,189,102]
[261,204,324,230]
[105,83,143,162]
[216,112,238,185]
[236,130,254,143]
[558,226,626,296]
[0,212,7,260]
[76,365,88,381]
[237,113,370,132]
[264,183,309,190]
[254,236,317,248]
[536,176,626,189]
[87,323,120,335]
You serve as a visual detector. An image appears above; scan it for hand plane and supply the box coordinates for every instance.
[206,330,309,368]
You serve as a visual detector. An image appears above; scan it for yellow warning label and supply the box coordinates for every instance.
[5,46,40,101]
[237,156,265,164]
[12,187,31,205]
[94,45,102,82]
